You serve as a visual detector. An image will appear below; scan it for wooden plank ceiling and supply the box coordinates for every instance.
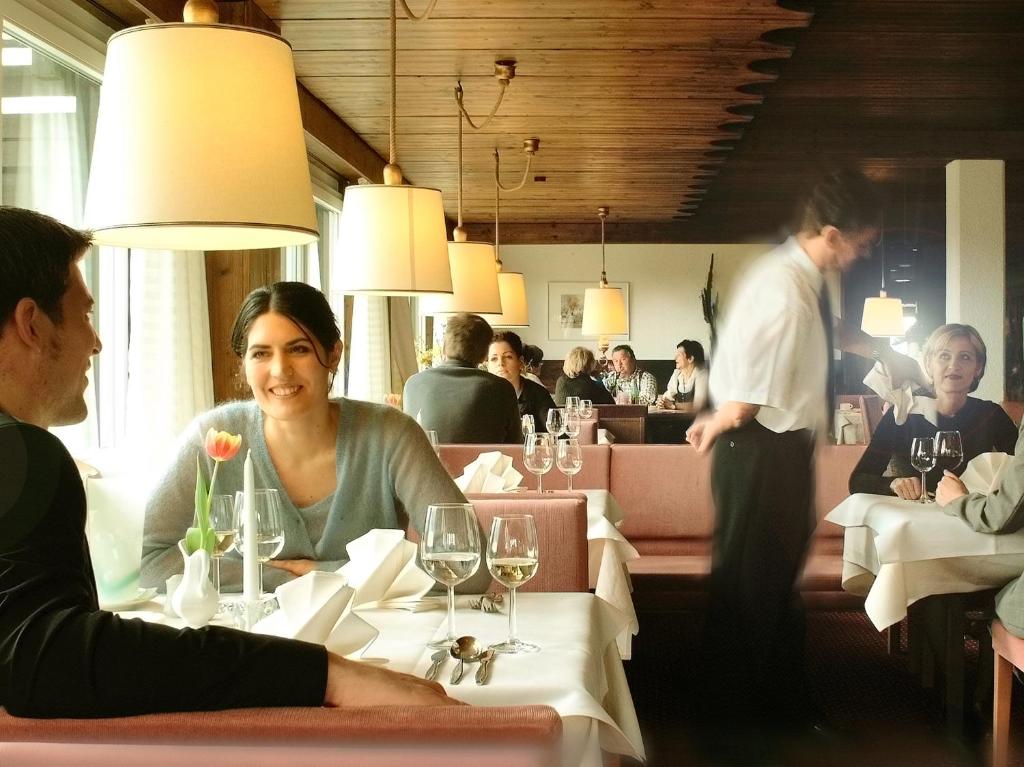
[256,0,812,232]
[75,0,1024,248]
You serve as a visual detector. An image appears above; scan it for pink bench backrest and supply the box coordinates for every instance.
[438,444,611,491]
[0,705,562,767]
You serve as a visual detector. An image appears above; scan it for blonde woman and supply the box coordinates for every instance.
[554,347,615,406]
[849,323,1017,499]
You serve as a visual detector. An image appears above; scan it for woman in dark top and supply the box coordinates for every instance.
[487,331,557,432]
[850,323,1017,499]
[554,346,615,406]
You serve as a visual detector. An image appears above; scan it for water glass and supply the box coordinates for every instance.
[419,503,481,648]
[521,414,535,435]
[208,493,238,595]
[546,408,565,437]
[579,399,594,419]
[934,430,964,474]
[910,437,936,503]
[234,489,285,595]
[523,433,554,492]
[556,438,583,491]
[487,514,539,654]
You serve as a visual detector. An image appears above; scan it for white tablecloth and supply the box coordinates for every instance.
[826,493,1024,629]
[121,593,645,767]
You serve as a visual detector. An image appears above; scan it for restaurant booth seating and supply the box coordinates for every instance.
[991,618,1024,767]
[0,705,562,767]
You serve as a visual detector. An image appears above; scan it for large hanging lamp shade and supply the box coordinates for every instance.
[336,182,452,295]
[862,290,905,337]
[582,285,627,336]
[84,19,317,250]
[420,240,502,314]
[481,270,529,327]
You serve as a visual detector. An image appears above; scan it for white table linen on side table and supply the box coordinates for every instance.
[826,493,1024,630]
[360,592,645,767]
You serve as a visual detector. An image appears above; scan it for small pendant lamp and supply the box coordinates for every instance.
[861,226,904,337]
[582,207,627,359]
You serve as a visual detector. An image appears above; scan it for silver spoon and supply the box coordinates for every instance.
[449,635,482,684]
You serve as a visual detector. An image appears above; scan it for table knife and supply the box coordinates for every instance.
[424,649,447,681]
[475,649,495,685]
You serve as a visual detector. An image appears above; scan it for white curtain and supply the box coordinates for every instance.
[123,250,214,459]
[346,295,392,403]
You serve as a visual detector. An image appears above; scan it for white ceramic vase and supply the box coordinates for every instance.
[171,539,218,628]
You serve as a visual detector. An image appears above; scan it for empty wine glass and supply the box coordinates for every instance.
[564,409,581,438]
[523,433,554,492]
[425,429,440,457]
[521,414,535,436]
[556,438,583,491]
[419,503,481,649]
[234,489,284,595]
[564,396,581,412]
[934,430,964,475]
[487,514,539,654]
[910,437,936,504]
[579,399,594,419]
[546,408,565,437]
[208,494,238,595]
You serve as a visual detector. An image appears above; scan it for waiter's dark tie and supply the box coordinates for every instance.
[818,283,836,435]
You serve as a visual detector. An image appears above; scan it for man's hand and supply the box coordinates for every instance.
[266,559,319,577]
[936,471,969,506]
[686,414,719,455]
[889,476,923,501]
[323,653,462,707]
[879,348,926,388]
[686,401,759,455]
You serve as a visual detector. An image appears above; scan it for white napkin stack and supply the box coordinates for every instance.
[253,571,378,656]
[339,529,435,608]
[958,452,1011,494]
[863,363,937,426]
[454,451,524,493]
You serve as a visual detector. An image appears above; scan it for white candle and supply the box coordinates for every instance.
[242,449,258,605]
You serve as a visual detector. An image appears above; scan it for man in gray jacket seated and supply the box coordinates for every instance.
[403,313,522,444]
[938,418,1024,636]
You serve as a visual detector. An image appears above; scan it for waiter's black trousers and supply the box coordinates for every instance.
[701,419,816,722]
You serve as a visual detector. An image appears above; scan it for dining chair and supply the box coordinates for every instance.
[992,618,1024,766]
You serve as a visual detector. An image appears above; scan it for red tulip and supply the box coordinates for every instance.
[204,428,242,463]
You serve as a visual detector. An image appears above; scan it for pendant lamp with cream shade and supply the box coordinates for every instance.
[582,207,627,360]
[479,142,540,328]
[420,85,502,316]
[861,226,905,337]
[83,0,317,250]
[335,0,452,295]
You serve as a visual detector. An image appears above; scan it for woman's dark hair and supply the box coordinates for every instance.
[230,282,341,370]
[523,344,544,366]
[492,330,525,359]
[0,207,92,327]
[677,339,706,366]
[798,168,884,235]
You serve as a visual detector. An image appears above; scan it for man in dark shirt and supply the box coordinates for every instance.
[403,313,522,443]
[0,206,452,717]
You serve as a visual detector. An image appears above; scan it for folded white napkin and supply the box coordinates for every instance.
[338,529,435,607]
[958,452,1011,494]
[254,571,378,656]
[597,428,616,445]
[863,363,937,426]
[454,451,524,492]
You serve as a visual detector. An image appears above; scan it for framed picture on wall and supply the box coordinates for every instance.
[547,281,630,341]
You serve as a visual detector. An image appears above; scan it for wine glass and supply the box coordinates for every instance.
[579,399,594,419]
[208,494,238,595]
[523,433,554,492]
[234,489,285,595]
[564,409,581,438]
[934,430,964,475]
[565,396,581,412]
[521,414,535,436]
[556,438,583,491]
[545,408,565,438]
[487,514,539,654]
[419,503,481,649]
[425,429,440,457]
[910,437,936,504]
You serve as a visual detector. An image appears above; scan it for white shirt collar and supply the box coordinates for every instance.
[782,235,825,293]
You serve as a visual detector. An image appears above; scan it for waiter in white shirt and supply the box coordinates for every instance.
[687,169,918,729]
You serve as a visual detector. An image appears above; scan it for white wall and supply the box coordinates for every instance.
[499,242,773,360]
